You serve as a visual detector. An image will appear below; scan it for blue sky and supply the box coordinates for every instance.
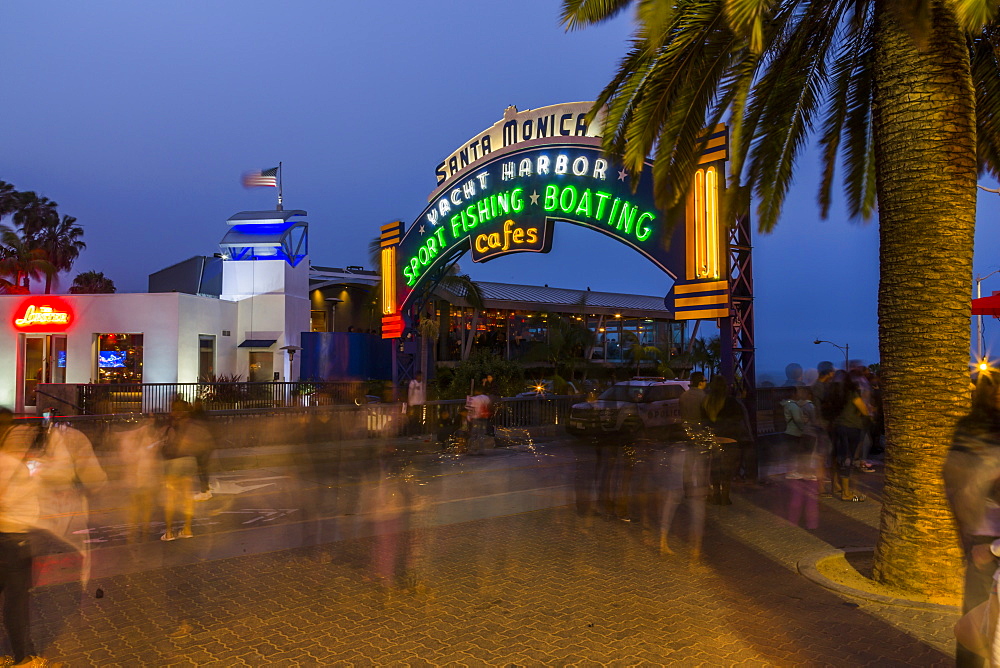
[2,1,996,380]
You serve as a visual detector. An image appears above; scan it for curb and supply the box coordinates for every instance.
[797,547,960,613]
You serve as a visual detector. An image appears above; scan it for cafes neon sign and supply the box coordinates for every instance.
[13,299,73,332]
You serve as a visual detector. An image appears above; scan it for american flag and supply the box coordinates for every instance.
[242,166,278,188]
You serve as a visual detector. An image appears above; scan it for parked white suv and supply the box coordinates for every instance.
[567,378,690,438]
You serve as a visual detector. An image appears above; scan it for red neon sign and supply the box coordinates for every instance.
[13,297,73,332]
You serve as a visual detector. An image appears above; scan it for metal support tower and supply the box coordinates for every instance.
[725,205,756,428]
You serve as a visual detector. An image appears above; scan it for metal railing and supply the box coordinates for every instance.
[76,381,370,415]
[32,394,582,454]
[67,381,788,438]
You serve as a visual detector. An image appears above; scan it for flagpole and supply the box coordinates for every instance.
[277,161,283,211]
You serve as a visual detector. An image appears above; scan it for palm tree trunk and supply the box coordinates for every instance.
[870,1,974,598]
[462,310,480,361]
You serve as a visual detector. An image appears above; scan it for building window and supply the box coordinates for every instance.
[199,336,215,380]
[96,333,143,383]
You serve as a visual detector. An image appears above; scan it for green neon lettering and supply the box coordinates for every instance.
[434,226,448,248]
[543,184,559,211]
[608,198,621,228]
[404,265,416,287]
[496,191,509,215]
[635,211,654,241]
[426,235,438,258]
[476,199,490,225]
[418,246,429,265]
[594,191,611,220]
[511,188,524,213]
[559,185,577,213]
[450,213,463,239]
[575,189,593,218]
[618,202,637,233]
[490,194,498,219]
[409,256,420,278]
[463,205,476,231]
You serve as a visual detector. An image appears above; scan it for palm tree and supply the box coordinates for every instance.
[31,212,86,293]
[689,336,722,377]
[561,0,997,597]
[68,270,116,294]
[12,191,58,236]
[623,329,660,376]
[0,181,19,218]
[0,227,55,293]
[7,191,59,291]
[522,313,595,383]
[417,315,440,378]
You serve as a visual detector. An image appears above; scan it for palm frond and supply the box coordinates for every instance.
[744,0,846,230]
[817,10,873,217]
[560,0,634,30]
[724,0,777,53]
[973,24,1000,178]
[951,0,999,32]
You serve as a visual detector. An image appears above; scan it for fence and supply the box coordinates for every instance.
[30,390,580,451]
[74,381,369,415]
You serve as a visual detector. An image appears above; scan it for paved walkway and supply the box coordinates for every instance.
[13,436,961,665]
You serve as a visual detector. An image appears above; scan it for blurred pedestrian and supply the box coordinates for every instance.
[188,401,216,501]
[160,403,204,541]
[944,371,1000,665]
[781,386,814,480]
[465,386,491,455]
[679,372,707,423]
[114,415,163,540]
[407,372,426,438]
[0,409,41,665]
[658,375,709,557]
[831,372,869,502]
[701,377,753,505]
[34,420,107,587]
[811,361,838,497]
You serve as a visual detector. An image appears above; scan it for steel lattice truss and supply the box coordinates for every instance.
[726,208,756,427]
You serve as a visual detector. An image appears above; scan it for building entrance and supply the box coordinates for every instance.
[19,333,66,412]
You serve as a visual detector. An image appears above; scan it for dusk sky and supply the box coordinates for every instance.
[2,1,997,380]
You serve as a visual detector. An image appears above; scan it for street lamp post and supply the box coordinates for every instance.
[975,269,1000,363]
[325,297,343,332]
[814,339,850,371]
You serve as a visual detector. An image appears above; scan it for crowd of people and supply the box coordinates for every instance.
[567,360,887,564]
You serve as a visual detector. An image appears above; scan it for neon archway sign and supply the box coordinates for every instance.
[380,102,731,337]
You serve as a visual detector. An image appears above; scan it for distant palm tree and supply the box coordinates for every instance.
[417,316,440,377]
[68,270,116,294]
[0,227,55,293]
[31,212,86,293]
[12,191,58,236]
[7,190,60,291]
[522,314,595,383]
[689,336,721,377]
[623,330,660,376]
[0,181,19,218]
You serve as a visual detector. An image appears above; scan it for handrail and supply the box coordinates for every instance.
[35,389,87,414]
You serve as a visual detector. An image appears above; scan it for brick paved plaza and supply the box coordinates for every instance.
[9,438,961,666]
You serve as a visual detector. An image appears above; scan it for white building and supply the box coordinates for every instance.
[0,209,310,413]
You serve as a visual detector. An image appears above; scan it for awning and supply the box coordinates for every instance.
[972,293,1000,317]
[238,339,277,348]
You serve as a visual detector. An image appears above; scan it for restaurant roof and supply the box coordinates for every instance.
[434,281,672,319]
